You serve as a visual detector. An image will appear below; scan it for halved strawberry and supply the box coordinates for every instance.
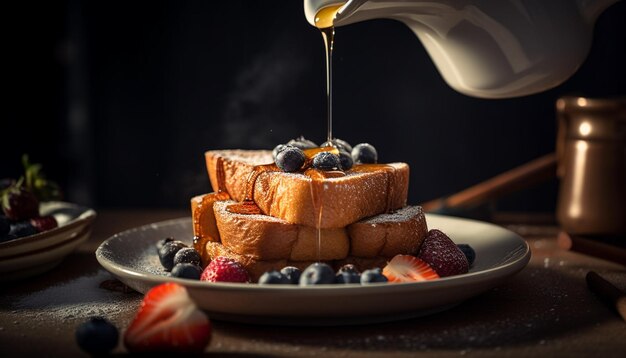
[382,255,440,283]
[123,283,211,353]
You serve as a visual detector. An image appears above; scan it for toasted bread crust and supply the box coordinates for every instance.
[205,150,409,228]
[348,206,428,258]
[191,193,224,265]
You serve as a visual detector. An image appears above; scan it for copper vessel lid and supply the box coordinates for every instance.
[556,96,626,141]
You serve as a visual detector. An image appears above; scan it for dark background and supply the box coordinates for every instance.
[3,0,625,214]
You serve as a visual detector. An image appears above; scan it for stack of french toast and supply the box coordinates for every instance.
[191,139,429,282]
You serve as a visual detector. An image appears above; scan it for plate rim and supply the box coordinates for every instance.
[0,200,97,250]
[96,214,531,294]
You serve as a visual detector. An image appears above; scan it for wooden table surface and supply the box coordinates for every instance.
[1,210,625,357]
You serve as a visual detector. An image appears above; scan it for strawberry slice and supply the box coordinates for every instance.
[124,283,211,353]
[382,255,440,283]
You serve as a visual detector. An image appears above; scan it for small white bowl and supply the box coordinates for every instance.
[0,201,97,281]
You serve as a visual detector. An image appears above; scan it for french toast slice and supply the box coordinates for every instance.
[191,192,428,281]
[205,150,409,229]
[213,200,350,261]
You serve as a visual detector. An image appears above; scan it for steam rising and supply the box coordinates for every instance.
[219,34,307,149]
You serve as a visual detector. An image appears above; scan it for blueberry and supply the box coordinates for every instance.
[312,152,341,171]
[258,270,292,284]
[75,317,119,355]
[299,262,336,285]
[173,247,202,267]
[338,151,353,170]
[280,266,302,284]
[337,264,360,274]
[360,268,388,284]
[335,271,361,284]
[351,143,378,164]
[9,221,38,238]
[170,263,203,280]
[275,146,306,172]
[0,215,9,236]
[0,234,18,243]
[158,240,187,271]
[287,136,318,150]
[457,244,476,266]
[156,237,174,252]
[272,144,286,160]
[321,138,353,153]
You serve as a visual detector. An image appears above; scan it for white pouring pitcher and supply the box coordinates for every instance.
[304,0,620,98]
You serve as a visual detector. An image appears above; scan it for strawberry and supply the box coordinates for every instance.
[2,183,39,221]
[124,283,211,353]
[30,215,58,233]
[382,254,440,283]
[200,256,250,283]
[418,229,469,277]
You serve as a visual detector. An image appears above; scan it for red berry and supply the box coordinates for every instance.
[30,215,58,233]
[200,256,250,283]
[124,283,211,353]
[2,186,39,220]
[418,229,469,277]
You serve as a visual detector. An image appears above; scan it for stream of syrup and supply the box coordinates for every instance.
[224,4,398,264]
[312,4,345,260]
[315,3,343,144]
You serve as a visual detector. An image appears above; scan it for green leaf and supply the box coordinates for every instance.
[19,154,63,202]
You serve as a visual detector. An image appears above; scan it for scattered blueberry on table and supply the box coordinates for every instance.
[75,317,119,355]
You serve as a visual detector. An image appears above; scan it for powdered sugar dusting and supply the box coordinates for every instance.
[214,149,274,165]
[360,206,423,224]
[12,269,140,323]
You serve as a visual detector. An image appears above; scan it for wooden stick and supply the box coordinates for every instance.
[557,231,626,266]
[586,271,626,322]
[421,153,557,212]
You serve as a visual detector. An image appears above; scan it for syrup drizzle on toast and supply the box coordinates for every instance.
[214,157,232,201]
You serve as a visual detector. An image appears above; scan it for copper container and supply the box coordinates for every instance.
[556,96,626,236]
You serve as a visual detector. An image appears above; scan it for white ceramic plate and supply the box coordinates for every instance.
[0,201,97,281]
[96,214,530,326]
